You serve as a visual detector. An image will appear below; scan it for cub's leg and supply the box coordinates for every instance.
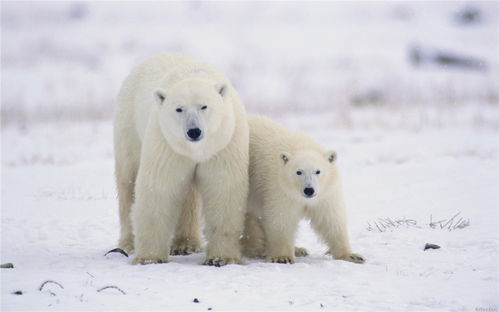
[170,187,203,255]
[308,200,365,264]
[242,211,266,258]
[262,203,302,264]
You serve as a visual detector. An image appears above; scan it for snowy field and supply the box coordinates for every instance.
[1,1,499,311]
[2,109,498,311]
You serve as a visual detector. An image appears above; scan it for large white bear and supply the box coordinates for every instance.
[242,116,364,264]
[114,54,249,266]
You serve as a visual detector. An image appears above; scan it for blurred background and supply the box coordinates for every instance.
[1,1,498,129]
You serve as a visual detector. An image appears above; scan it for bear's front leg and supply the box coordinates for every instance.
[197,158,248,267]
[131,145,196,265]
[309,198,365,264]
[262,204,302,264]
[131,188,187,265]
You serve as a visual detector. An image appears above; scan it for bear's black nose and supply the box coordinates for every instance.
[186,128,202,141]
[304,187,315,197]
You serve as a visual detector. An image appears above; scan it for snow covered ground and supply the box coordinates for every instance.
[1,1,498,311]
[1,108,498,311]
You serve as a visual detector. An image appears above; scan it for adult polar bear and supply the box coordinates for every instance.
[114,54,249,266]
[242,116,364,264]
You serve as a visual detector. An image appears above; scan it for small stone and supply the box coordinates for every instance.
[1,263,14,269]
[12,290,23,295]
[193,298,200,303]
[424,243,441,251]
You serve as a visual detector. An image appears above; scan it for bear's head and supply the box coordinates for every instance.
[278,150,338,203]
[154,78,235,162]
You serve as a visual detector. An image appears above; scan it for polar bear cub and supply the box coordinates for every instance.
[242,116,364,264]
[114,54,249,266]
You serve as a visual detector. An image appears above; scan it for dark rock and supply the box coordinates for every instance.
[104,248,128,257]
[424,243,441,251]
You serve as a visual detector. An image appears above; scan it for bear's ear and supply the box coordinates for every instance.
[326,150,337,163]
[154,89,167,105]
[215,83,227,97]
[280,152,290,165]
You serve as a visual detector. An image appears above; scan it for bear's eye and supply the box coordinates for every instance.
[201,105,208,110]
[176,108,183,113]
[296,170,302,175]
[316,170,321,175]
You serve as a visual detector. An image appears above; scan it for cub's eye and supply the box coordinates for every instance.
[296,170,302,175]
[176,108,183,113]
[201,105,208,110]
[316,170,321,175]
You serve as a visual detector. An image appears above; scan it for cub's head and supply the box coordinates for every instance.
[278,150,338,203]
[154,78,235,162]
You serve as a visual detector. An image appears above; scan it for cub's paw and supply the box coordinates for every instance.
[170,240,202,256]
[338,253,365,264]
[203,257,242,267]
[294,247,309,257]
[269,256,295,264]
[131,256,168,265]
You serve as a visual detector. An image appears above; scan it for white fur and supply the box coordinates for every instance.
[242,116,364,264]
[114,54,249,265]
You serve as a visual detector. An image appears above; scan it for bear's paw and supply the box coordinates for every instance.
[269,256,295,264]
[338,253,365,264]
[170,241,203,256]
[203,257,242,267]
[131,256,169,265]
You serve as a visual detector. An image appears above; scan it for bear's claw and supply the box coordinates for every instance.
[131,257,168,265]
[170,243,202,256]
[203,257,241,267]
[170,237,202,256]
[270,256,295,264]
[339,253,365,264]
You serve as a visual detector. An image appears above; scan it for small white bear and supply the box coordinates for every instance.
[114,54,249,266]
[242,116,364,264]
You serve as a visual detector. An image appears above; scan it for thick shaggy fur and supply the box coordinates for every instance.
[114,54,249,265]
[242,116,364,264]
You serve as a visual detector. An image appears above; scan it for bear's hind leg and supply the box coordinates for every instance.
[241,211,266,258]
[170,187,203,256]
[114,135,140,255]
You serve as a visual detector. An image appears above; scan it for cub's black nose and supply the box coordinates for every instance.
[187,128,202,141]
[304,187,315,197]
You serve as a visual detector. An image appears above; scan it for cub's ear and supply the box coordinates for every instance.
[154,89,167,105]
[215,83,227,97]
[280,152,290,165]
[325,150,337,163]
